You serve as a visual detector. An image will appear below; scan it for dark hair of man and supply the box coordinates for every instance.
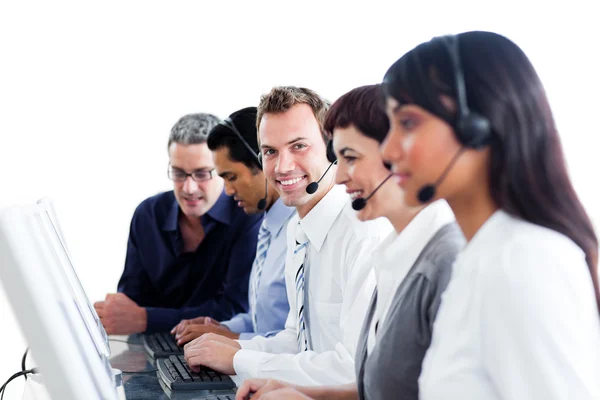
[207,107,261,173]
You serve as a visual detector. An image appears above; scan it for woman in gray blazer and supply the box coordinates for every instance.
[235,84,465,400]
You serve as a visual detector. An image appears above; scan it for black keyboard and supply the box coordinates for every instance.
[143,332,183,358]
[204,395,235,400]
[157,354,236,391]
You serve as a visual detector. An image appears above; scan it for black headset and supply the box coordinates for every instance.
[443,35,492,149]
[220,118,262,168]
[326,138,337,163]
[219,117,268,210]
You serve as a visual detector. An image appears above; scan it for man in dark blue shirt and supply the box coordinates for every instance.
[94,113,262,334]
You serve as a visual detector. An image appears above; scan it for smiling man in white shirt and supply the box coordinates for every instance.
[183,86,392,385]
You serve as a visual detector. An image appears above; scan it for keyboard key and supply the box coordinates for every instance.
[157,334,171,351]
[163,333,179,351]
[157,353,236,390]
[143,333,184,358]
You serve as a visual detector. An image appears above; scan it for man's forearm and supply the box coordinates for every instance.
[300,383,359,400]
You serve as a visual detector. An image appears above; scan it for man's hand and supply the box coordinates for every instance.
[187,332,242,349]
[235,379,310,400]
[175,323,239,346]
[170,316,220,336]
[183,335,240,375]
[94,293,147,335]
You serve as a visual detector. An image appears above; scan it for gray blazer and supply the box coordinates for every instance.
[355,222,465,400]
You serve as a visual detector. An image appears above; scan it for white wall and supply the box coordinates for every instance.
[1,1,598,398]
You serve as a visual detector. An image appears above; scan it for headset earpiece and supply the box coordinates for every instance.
[444,35,492,149]
[456,113,491,149]
[326,139,336,163]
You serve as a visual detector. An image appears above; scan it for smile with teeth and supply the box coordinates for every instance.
[278,177,305,186]
[348,190,364,200]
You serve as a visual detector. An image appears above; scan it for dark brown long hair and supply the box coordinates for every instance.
[383,31,600,311]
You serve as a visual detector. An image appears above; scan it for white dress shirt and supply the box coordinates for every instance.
[367,200,455,354]
[419,210,600,400]
[232,184,393,385]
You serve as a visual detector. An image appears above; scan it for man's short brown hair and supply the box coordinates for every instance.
[256,86,331,143]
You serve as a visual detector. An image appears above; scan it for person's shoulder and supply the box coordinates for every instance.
[483,215,587,297]
[133,190,174,219]
[421,223,465,265]
[226,196,263,229]
[492,214,584,267]
[415,222,465,282]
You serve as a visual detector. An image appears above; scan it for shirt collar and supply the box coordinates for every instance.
[298,184,348,252]
[162,189,232,232]
[206,190,233,225]
[264,198,296,237]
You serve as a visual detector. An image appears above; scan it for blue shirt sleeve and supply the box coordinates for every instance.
[221,312,253,334]
[144,216,262,332]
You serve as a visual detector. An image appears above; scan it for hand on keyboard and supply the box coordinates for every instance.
[171,316,215,336]
[187,332,241,350]
[184,333,240,375]
[176,323,239,346]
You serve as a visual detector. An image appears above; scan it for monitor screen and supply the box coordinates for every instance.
[36,197,110,357]
[0,204,118,400]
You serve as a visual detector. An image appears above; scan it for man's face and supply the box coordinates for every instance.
[212,146,266,215]
[258,104,331,215]
[168,142,224,218]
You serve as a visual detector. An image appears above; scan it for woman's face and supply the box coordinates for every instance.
[380,96,490,207]
[333,125,404,221]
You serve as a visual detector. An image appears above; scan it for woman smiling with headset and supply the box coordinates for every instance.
[380,31,600,399]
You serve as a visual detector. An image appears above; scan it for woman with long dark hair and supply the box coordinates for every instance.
[380,30,600,399]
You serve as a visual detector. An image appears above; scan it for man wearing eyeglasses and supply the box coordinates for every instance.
[94,113,263,335]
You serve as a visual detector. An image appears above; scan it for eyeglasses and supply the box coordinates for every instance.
[167,167,215,182]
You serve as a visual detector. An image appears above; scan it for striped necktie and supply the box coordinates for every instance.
[294,221,309,351]
[249,219,271,332]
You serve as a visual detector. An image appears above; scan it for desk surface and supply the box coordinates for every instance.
[109,334,239,400]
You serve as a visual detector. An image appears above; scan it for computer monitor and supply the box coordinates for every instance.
[35,197,111,358]
[0,203,119,400]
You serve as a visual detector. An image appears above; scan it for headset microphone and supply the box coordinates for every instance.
[306,139,338,195]
[417,148,465,204]
[352,173,394,211]
[306,160,337,194]
[257,179,268,210]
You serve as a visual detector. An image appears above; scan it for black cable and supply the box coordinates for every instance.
[120,368,158,374]
[21,348,29,378]
[0,369,36,400]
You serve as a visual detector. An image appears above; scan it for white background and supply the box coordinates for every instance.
[1,1,598,398]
